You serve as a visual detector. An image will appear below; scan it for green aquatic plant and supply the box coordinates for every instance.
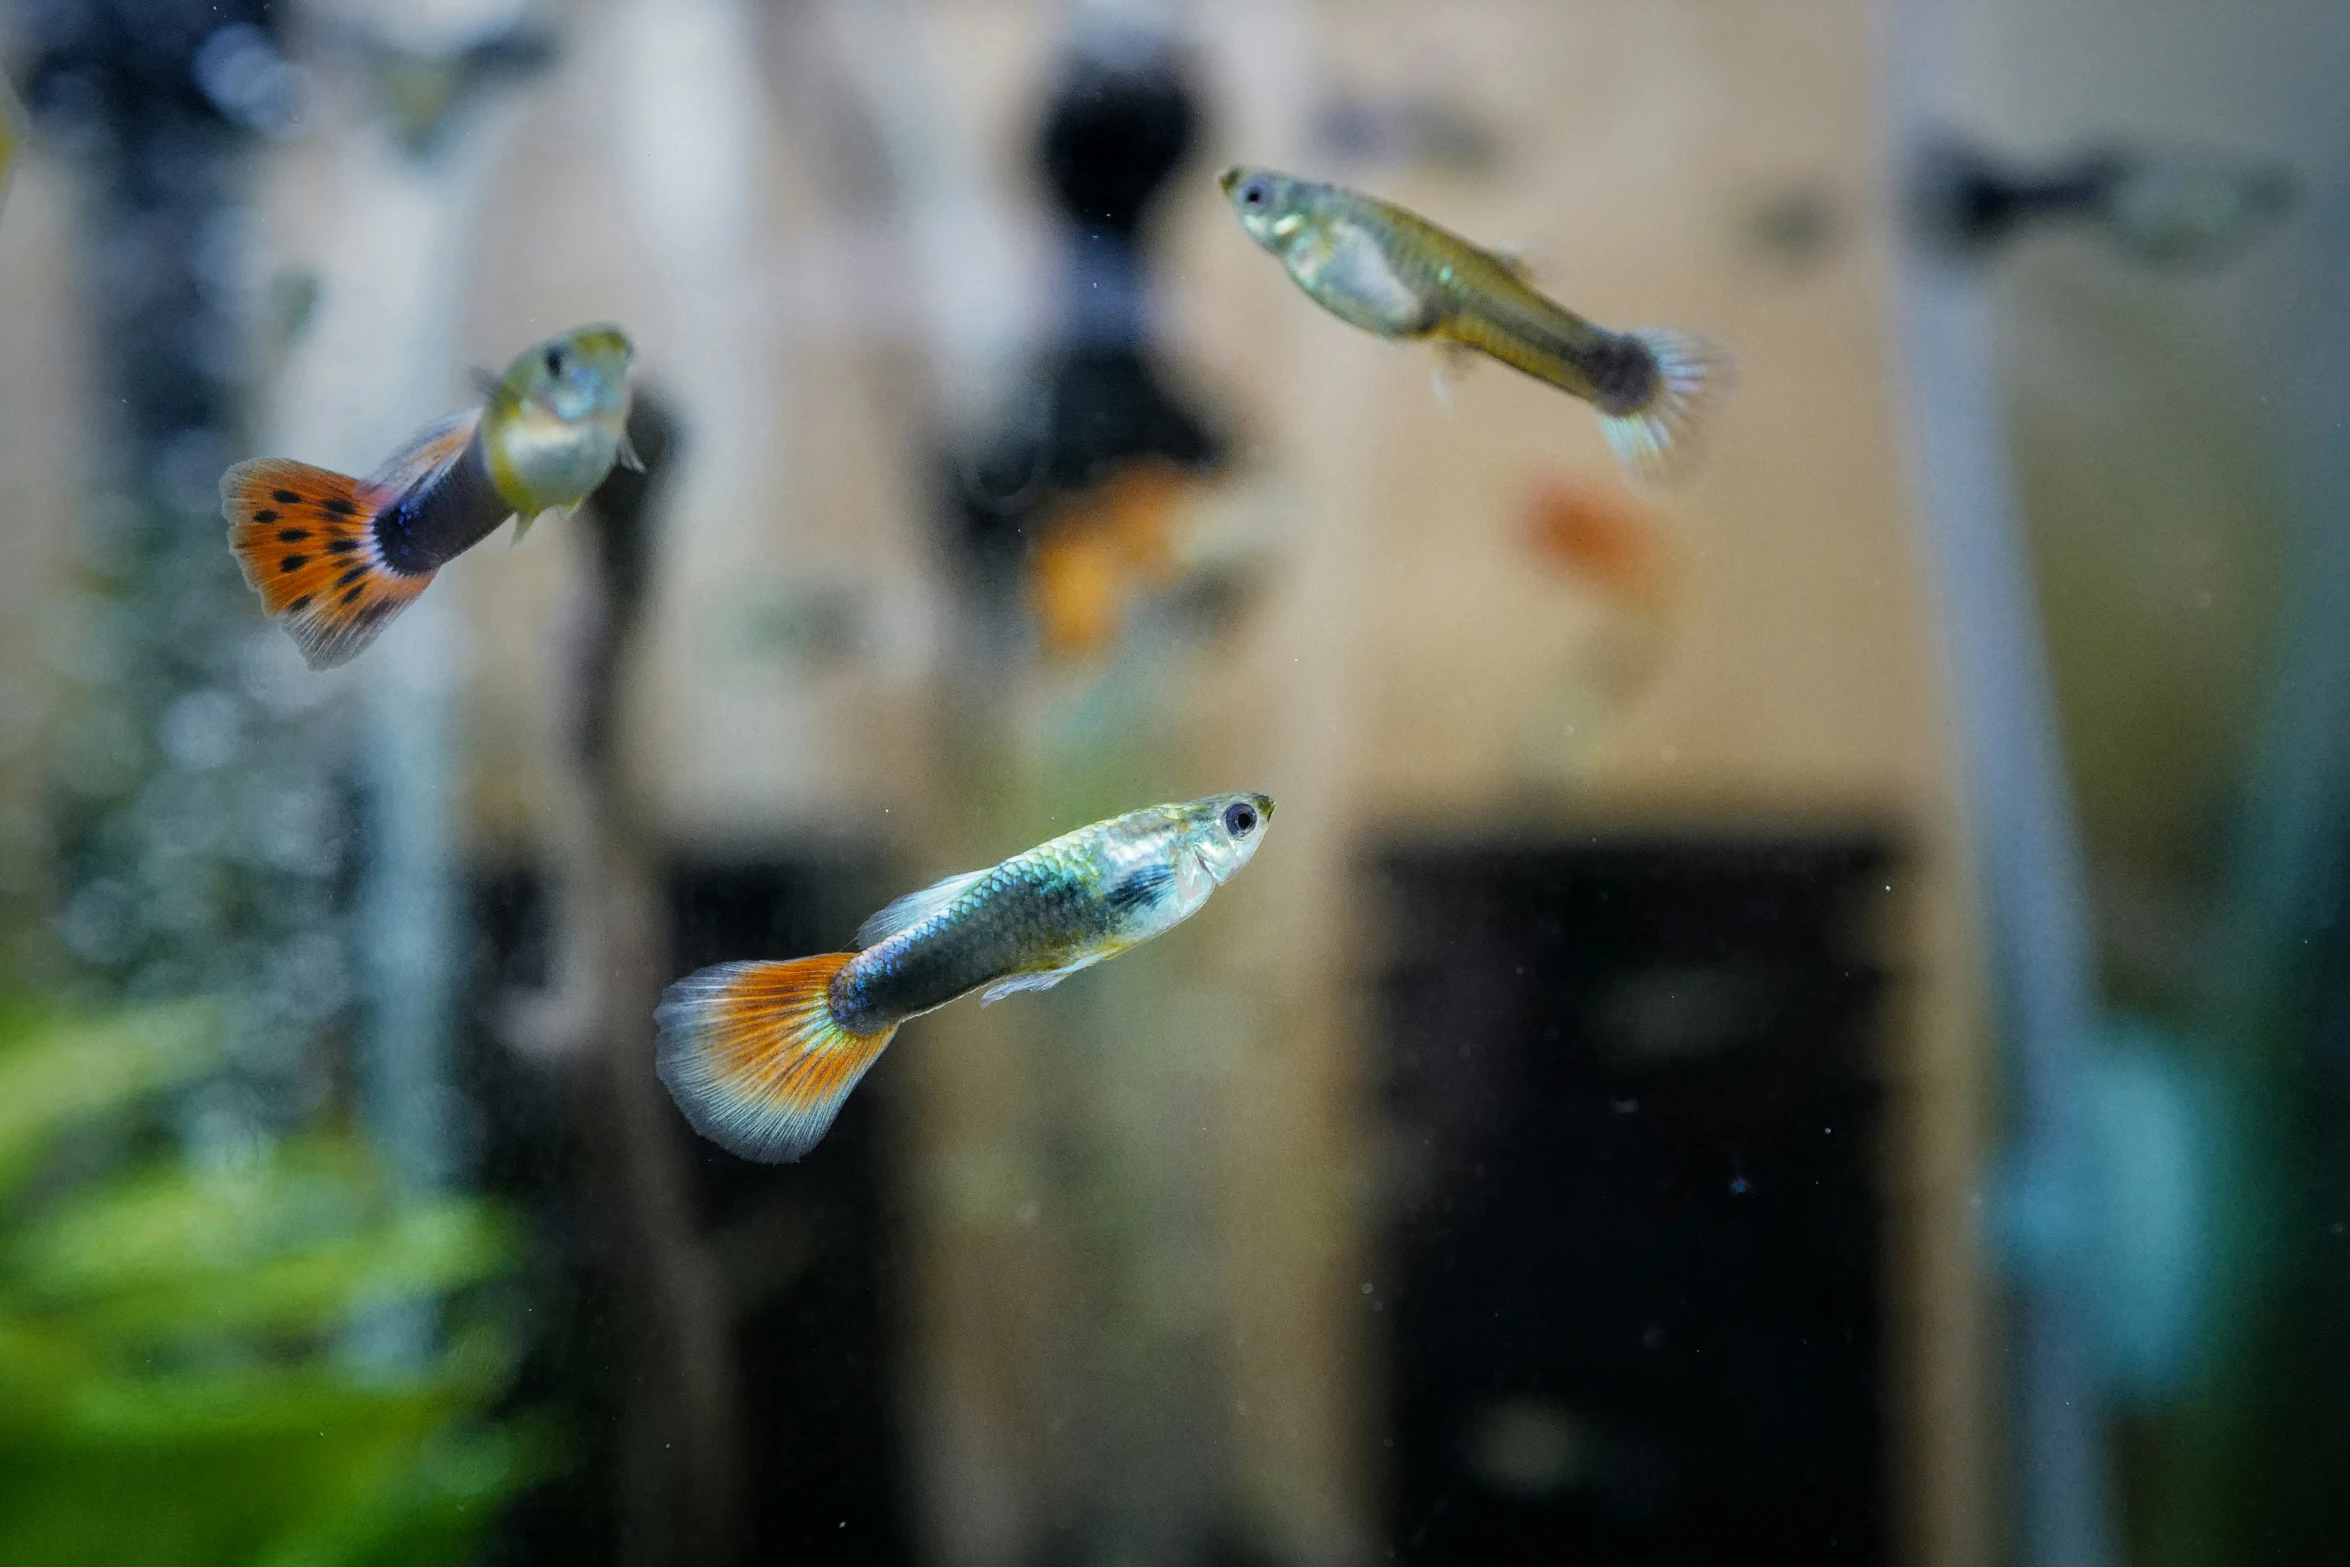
[0,1001,539,1567]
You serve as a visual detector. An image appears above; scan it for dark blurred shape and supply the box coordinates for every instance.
[951,29,1224,595]
[323,17,559,157]
[1913,138,2296,267]
[1315,92,1502,174]
[1741,182,1845,272]
[1375,836,1892,1565]
[469,855,909,1567]
[570,391,680,769]
[1039,42,1195,238]
[0,74,21,206]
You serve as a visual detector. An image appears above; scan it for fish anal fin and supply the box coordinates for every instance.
[1430,340,1479,413]
[654,955,897,1163]
[222,458,435,670]
[855,868,989,950]
[981,949,1110,1005]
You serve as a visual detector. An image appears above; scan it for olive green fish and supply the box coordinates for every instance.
[1220,166,1731,478]
[656,792,1276,1163]
[223,323,638,669]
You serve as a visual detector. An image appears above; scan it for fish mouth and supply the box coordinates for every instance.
[1217,166,1241,195]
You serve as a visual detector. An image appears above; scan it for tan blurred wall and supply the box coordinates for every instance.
[0,0,1992,1562]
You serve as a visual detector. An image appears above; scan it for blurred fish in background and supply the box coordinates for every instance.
[1912,138,2297,268]
[1514,477,1689,781]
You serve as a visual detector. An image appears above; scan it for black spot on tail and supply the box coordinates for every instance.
[254,510,280,524]
[279,555,308,573]
[1591,335,1663,417]
[339,584,366,606]
[327,539,359,555]
[334,565,367,589]
[288,594,312,613]
[272,489,302,505]
[323,498,359,518]
[276,528,309,543]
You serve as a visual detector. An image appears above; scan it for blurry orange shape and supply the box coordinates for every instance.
[1520,477,1688,618]
[1029,463,1193,660]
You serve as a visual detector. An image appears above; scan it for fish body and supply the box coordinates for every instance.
[1219,166,1729,478]
[656,792,1276,1162]
[223,323,636,668]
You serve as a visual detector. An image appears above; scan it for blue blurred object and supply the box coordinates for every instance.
[1991,1022,2222,1405]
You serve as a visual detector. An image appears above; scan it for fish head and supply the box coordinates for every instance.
[1219,165,1313,251]
[502,323,635,426]
[1178,790,1276,886]
[485,323,637,512]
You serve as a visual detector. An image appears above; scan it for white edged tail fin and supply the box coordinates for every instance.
[1599,329,1735,483]
[653,955,897,1163]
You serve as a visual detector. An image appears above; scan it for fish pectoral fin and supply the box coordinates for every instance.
[980,950,1109,1006]
[854,868,990,950]
[509,503,574,547]
[616,428,647,473]
[1430,340,1479,413]
[465,364,501,397]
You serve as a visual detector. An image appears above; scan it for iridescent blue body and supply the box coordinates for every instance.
[830,797,1270,1033]
[654,793,1276,1163]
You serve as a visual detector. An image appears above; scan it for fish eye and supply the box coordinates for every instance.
[1223,800,1258,837]
[1240,178,1270,208]
[543,346,566,377]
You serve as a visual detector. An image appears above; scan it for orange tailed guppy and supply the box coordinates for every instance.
[656,792,1276,1163]
[223,323,638,669]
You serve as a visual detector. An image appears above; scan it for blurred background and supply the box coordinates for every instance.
[0,0,2344,1564]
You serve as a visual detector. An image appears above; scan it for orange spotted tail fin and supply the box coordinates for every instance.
[654,955,898,1163]
[223,459,433,670]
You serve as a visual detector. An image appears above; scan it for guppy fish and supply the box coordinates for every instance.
[223,323,637,669]
[1219,166,1731,478]
[656,792,1276,1163]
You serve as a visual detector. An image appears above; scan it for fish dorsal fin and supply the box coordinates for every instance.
[854,868,988,950]
[364,407,482,495]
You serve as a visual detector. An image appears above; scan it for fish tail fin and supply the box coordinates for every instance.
[1599,330,1736,483]
[654,955,896,1163]
[223,459,434,669]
